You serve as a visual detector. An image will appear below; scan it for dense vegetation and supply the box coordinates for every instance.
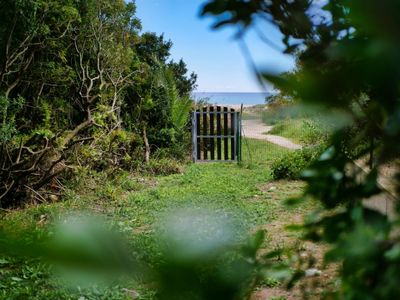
[0,0,196,208]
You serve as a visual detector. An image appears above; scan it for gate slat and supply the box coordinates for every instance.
[203,107,208,160]
[223,107,228,160]
[231,109,235,160]
[217,106,222,160]
[210,106,215,160]
[196,109,201,160]
[192,112,196,162]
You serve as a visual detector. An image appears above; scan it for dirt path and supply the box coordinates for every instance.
[242,119,302,150]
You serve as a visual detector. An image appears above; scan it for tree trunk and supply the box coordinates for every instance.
[143,125,150,164]
[61,118,93,149]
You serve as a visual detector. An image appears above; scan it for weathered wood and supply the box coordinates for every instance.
[223,107,228,160]
[191,112,197,162]
[210,106,215,160]
[217,106,222,160]
[235,112,240,161]
[203,107,208,160]
[196,109,201,160]
[231,109,235,160]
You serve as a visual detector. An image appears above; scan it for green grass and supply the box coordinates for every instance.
[268,118,305,143]
[241,138,291,164]
[0,139,310,299]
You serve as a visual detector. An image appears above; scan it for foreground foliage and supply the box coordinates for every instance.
[203,0,400,298]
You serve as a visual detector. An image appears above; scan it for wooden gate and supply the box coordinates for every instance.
[192,106,241,162]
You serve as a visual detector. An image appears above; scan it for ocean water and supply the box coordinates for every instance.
[192,92,270,106]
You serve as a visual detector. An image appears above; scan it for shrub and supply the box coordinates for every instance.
[300,118,330,145]
[271,151,306,180]
[271,146,324,180]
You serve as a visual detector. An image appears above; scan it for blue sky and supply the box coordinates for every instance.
[135,0,295,93]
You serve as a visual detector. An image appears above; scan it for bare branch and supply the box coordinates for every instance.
[0,181,15,201]
[16,138,23,164]
[24,185,46,203]
[61,117,93,148]
[5,17,17,60]
[4,51,35,98]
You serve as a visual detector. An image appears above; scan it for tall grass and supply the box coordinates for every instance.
[262,104,330,145]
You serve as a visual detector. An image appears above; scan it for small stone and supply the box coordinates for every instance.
[49,195,59,202]
[305,268,322,277]
[268,186,277,191]
[300,251,308,258]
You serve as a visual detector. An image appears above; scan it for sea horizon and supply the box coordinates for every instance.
[192,92,272,106]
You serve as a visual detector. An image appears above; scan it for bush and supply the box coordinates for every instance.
[271,146,324,180]
[271,151,306,180]
[300,118,330,145]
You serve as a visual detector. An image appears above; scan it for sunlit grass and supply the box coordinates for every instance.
[241,138,292,165]
[267,118,309,144]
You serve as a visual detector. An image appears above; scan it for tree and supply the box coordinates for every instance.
[124,31,197,162]
[168,59,198,97]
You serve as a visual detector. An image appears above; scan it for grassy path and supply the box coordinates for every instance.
[242,119,302,150]
[0,139,315,299]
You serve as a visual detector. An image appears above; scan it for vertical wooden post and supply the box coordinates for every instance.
[237,111,242,162]
[196,110,201,161]
[230,108,235,160]
[223,107,229,160]
[191,112,197,163]
[239,105,243,162]
[217,106,222,160]
[203,107,208,160]
[210,106,215,160]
